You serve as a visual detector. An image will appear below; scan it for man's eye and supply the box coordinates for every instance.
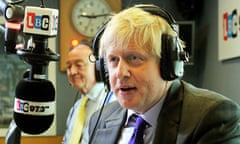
[127,55,145,66]
[109,57,118,63]
[66,64,71,69]
[130,55,139,60]
[76,63,86,68]
[128,55,142,62]
[107,57,119,67]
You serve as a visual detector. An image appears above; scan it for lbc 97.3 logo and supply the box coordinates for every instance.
[26,12,51,31]
[222,9,239,41]
[23,7,58,36]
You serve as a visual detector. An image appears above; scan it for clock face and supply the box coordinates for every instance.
[72,0,111,37]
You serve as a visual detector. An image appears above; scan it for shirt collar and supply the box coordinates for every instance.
[84,82,105,101]
[126,95,166,129]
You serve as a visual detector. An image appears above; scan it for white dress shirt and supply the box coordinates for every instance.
[118,96,166,144]
[62,83,115,144]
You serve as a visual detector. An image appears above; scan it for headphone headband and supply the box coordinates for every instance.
[134,4,176,30]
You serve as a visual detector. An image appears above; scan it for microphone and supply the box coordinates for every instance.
[1,0,59,135]
[4,21,22,53]
[1,0,25,53]
[14,75,55,134]
[10,3,59,134]
[13,39,58,133]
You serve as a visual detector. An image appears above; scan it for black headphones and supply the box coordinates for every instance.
[92,4,189,90]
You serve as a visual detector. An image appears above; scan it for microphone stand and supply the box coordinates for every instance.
[5,120,21,144]
[4,69,30,144]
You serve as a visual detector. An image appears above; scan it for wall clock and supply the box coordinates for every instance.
[71,0,111,38]
[60,0,122,71]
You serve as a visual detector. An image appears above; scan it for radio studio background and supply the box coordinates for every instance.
[0,0,240,143]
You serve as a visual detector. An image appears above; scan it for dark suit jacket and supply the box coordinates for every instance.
[89,80,240,144]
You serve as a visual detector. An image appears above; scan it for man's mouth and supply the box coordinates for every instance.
[120,87,136,91]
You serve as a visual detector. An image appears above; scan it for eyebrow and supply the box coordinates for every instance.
[66,59,86,65]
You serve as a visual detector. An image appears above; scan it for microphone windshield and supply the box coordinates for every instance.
[14,79,55,134]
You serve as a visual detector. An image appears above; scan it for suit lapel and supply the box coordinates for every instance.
[92,103,127,143]
[153,80,184,144]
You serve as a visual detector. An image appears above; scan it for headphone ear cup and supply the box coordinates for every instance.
[102,58,110,90]
[135,4,186,80]
[160,34,184,80]
[160,34,172,80]
[95,58,102,82]
[95,58,110,90]
[92,24,111,90]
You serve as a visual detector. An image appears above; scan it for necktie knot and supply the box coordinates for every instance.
[81,96,89,107]
[128,114,149,144]
[135,116,147,133]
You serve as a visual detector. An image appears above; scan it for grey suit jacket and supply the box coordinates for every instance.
[89,80,240,144]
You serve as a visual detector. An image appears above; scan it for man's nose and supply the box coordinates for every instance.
[70,65,78,75]
[116,60,130,79]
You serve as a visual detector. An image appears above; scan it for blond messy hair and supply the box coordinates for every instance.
[99,5,180,58]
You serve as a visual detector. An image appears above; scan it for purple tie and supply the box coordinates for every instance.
[128,115,148,144]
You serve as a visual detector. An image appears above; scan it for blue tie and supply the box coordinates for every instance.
[128,115,148,144]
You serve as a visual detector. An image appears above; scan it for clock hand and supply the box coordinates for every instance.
[80,13,110,19]
[85,18,92,34]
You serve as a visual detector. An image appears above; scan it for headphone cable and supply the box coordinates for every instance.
[88,88,110,144]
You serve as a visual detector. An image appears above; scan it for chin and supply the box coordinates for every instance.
[119,99,134,109]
